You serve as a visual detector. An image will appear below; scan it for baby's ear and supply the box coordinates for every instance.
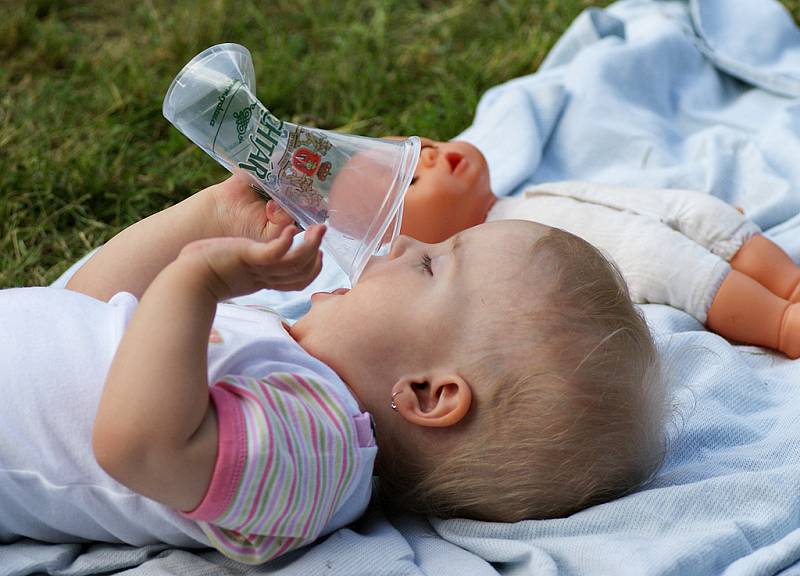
[391,373,472,428]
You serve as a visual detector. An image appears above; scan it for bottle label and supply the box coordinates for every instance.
[236,108,345,223]
[235,105,288,193]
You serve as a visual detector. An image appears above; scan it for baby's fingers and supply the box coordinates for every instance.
[277,224,326,275]
[248,224,325,274]
[263,201,298,242]
[266,200,295,226]
[247,225,325,290]
[247,225,297,263]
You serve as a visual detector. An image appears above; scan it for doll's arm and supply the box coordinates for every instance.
[92,226,324,511]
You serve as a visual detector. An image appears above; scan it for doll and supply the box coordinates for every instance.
[391,137,800,358]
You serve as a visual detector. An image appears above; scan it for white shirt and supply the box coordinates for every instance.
[0,287,375,559]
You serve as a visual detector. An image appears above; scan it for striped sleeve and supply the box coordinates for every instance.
[181,372,363,565]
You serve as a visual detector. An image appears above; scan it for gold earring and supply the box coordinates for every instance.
[391,391,402,411]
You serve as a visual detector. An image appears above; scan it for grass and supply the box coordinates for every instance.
[1,0,798,286]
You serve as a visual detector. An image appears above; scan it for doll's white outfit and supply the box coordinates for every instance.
[486,181,762,324]
[0,287,376,565]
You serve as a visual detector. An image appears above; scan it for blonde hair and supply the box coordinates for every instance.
[376,226,666,521]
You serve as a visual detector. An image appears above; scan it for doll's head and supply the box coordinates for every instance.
[399,137,497,244]
[289,219,665,522]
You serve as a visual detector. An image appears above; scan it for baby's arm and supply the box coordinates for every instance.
[92,225,325,511]
[66,175,294,301]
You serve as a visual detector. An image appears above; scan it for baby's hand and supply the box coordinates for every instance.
[178,224,325,301]
[205,174,297,243]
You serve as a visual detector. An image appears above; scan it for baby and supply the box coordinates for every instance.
[380,137,800,359]
[0,175,665,565]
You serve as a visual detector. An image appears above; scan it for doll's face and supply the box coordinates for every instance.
[412,137,491,193]
[400,138,496,244]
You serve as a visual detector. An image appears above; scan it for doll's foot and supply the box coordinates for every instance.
[779,303,800,359]
[731,235,800,302]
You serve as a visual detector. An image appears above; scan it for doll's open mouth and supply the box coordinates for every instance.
[445,152,464,173]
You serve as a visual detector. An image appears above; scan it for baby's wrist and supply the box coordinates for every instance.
[193,184,229,239]
[171,246,231,303]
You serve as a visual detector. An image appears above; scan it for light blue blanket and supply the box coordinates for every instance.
[10,0,800,574]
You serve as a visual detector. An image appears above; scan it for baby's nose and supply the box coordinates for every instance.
[389,234,414,258]
[361,235,414,278]
[419,145,438,169]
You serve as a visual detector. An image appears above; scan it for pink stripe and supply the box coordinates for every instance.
[250,375,301,534]
[274,392,317,537]
[213,379,297,554]
[208,524,277,560]
[195,379,289,558]
[181,385,246,522]
[297,396,323,538]
[273,534,297,558]
[229,384,277,531]
[296,376,349,526]
[195,372,362,560]
[268,380,311,537]
[270,375,319,537]
[294,374,351,512]
[212,382,275,529]
[250,381,295,533]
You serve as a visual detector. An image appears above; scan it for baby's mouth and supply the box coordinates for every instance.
[310,287,350,303]
[445,152,464,173]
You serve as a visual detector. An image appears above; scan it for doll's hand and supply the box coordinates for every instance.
[178,224,325,301]
[205,174,297,243]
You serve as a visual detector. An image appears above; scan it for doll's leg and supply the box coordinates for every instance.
[729,235,800,302]
[706,269,800,358]
[577,184,800,304]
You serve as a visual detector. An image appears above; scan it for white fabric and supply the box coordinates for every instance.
[0,287,374,550]
[487,181,761,323]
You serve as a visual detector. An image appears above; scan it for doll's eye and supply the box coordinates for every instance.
[419,254,433,275]
[410,176,419,186]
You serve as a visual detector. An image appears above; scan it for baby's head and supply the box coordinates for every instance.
[289,219,665,522]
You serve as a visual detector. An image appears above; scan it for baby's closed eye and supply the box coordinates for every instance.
[420,254,433,275]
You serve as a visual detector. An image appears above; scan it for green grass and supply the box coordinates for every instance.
[1,0,798,286]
